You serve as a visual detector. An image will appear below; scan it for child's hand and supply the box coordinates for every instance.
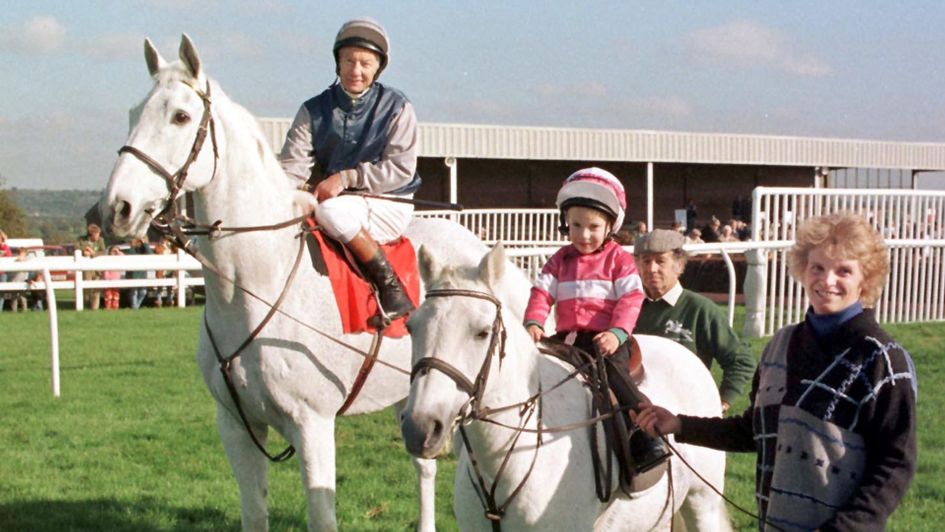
[593,331,619,355]
[526,324,544,344]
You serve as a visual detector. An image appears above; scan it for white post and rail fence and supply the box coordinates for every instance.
[3,187,944,396]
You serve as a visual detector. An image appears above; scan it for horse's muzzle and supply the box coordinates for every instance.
[401,410,448,459]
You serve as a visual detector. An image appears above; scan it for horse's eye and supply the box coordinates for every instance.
[476,329,490,340]
[173,111,191,125]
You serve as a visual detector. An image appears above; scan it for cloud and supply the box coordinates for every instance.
[534,82,609,98]
[691,19,831,76]
[77,33,144,62]
[0,15,67,55]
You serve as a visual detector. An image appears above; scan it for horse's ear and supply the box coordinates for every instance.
[478,242,507,289]
[418,245,443,286]
[144,38,166,78]
[179,33,202,79]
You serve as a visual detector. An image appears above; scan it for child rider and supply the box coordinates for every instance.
[524,167,671,476]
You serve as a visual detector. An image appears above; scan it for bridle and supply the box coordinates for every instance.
[409,288,543,531]
[117,78,219,224]
[410,288,508,412]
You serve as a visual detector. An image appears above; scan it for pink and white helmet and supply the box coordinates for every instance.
[556,167,627,231]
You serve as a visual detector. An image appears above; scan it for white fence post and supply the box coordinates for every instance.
[42,267,60,398]
[73,250,84,311]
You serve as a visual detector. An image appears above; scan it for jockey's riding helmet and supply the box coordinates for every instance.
[556,167,627,233]
[333,18,390,77]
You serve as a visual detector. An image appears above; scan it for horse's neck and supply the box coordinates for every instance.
[467,325,544,455]
[193,96,303,304]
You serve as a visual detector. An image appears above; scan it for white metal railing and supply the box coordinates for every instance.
[749,187,945,336]
[416,208,566,246]
[0,251,204,310]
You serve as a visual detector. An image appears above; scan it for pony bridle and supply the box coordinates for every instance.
[117,78,219,225]
[409,288,508,414]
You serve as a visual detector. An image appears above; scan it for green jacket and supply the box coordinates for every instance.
[633,287,756,404]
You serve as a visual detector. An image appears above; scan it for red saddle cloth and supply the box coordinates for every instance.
[310,229,419,338]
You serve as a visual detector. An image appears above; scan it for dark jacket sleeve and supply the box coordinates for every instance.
[821,343,917,532]
[676,369,758,453]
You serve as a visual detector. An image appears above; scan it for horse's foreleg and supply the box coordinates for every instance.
[412,456,438,532]
[296,415,338,532]
[217,403,270,532]
[394,400,438,532]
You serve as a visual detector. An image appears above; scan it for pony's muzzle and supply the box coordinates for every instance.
[401,411,447,459]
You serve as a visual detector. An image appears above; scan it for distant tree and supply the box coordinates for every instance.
[0,176,29,236]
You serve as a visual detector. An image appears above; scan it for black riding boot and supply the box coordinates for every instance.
[360,249,415,320]
[604,356,671,475]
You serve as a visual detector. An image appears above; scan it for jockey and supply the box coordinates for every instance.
[280,18,420,320]
[524,168,671,479]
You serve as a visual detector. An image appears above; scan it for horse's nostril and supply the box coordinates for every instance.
[431,419,443,441]
[119,200,131,219]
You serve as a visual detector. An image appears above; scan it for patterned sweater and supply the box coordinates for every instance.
[524,240,644,336]
[677,310,917,531]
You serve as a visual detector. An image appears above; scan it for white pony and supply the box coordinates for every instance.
[100,35,486,531]
[401,244,731,531]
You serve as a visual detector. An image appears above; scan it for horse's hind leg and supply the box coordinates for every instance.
[217,403,270,532]
[296,415,339,532]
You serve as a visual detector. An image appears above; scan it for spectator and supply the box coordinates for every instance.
[27,267,45,311]
[719,224,738,242]
[0,229,11,311]
[686,200,697,232]
[633,214,917,530]
[125,237,153,309]
[77,224,105,309]
[0,229,11,257]
[279,18,419,320]
[632,229,756,410]
[80,245,102,310]
[102,246,123,310]
[670,220,685,234]
[151,239,174,308]
[684,228,704,245]
[701,216,721,243]
[77,223,106,256]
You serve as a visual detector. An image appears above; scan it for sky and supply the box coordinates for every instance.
[2,1,945,190]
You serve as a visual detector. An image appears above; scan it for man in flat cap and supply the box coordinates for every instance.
[633,229,756,410]
[280,18,420,320]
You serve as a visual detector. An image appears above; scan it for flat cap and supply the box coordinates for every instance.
[634,229,685,254]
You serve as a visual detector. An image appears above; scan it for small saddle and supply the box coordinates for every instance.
[538,336,664,499]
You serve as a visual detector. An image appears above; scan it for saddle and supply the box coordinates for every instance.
[538,336,661,499]
[306,224,419,338]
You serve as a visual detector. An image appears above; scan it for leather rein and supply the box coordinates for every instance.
[116,78,395,463]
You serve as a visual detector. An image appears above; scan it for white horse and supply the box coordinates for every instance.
[401,244,731,531]
[100,35,486,531]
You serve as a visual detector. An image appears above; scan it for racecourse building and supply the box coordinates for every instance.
[258,119,945,230]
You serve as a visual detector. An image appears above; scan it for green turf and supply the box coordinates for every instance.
[0,306,940,530]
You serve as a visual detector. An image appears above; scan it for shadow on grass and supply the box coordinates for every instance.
[0,497,242,531]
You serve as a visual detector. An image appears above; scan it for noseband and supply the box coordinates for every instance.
[117,78,219,222]
[409,288,508,412]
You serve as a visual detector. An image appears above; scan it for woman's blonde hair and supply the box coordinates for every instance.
[788,212,889,306]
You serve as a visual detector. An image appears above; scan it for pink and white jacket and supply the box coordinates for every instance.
[524,239,644,336]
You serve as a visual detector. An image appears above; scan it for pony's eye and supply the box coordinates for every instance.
[173,111,191,125]
[476,329,490,340]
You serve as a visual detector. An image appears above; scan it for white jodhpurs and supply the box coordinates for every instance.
[315,194,414,244]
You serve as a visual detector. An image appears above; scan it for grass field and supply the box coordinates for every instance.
[0,306,942,530]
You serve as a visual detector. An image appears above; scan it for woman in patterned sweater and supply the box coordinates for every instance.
[633,212,917,531]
